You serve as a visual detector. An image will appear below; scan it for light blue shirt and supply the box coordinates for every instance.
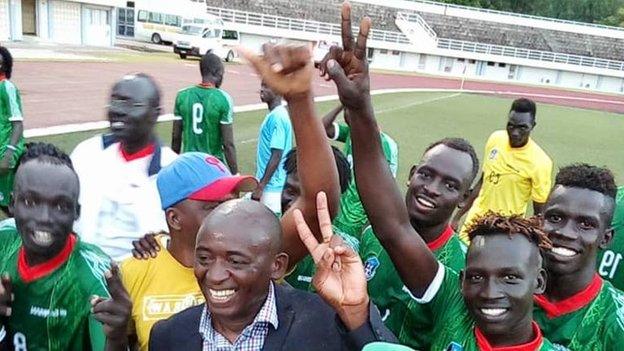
[255,105,292,192]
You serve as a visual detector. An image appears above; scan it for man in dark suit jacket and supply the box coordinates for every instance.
[149,196,396,351]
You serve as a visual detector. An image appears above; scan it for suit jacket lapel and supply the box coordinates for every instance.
[262,284,295,351]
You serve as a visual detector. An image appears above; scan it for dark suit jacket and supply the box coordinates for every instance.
[149,284,396,350]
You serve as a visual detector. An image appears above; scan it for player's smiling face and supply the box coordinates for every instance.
[12,160,80,260]
[462,233,545,344]
[194,201,286,326]
[542,185,614,276]
[506,111,534,148]
[406,144,473,227]
[108,77,159,145]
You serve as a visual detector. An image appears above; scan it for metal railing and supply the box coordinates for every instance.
[437,38,624,71]
[206,6,411,44]
[401,0,624,33]
[395,12,437,40]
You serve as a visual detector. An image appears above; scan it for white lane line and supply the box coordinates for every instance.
[376,93,462,114]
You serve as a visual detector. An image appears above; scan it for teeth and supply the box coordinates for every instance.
[209,289,236,301]
[33,230,53,247]
[417,197,435,208]
[552,247,577,257]
[111,121,125,128]
[481,308,507,317]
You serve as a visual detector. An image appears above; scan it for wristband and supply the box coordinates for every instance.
[6,145,16,151]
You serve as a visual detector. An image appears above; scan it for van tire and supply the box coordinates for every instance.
[225,50,234,62]
[151,33,162,44]
[179,53,187,59]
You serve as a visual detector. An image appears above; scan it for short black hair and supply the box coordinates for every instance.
[19,142,74,170]
[0,46,13,79]
[200,53,224,88]
[555,163,617,200]
[510,98,536,120]
[283,146,352,194]
[424,138,479,182]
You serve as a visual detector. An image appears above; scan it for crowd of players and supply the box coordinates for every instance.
[0,2,623,350]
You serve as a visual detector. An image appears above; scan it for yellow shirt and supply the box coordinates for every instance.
[460,130,552,242]
[120,236,204,351]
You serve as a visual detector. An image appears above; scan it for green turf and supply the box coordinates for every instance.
[31,91,624,186]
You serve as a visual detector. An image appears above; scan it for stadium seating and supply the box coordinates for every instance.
[204,0,399,31]
[415,11,624,61]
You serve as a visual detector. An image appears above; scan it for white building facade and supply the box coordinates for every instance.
[0,0,125,46]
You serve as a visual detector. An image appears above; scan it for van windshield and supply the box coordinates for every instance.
[181,25,203,35]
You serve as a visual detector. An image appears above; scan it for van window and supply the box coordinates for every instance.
[137,10,147,22]
[222,30,239,40]
[148,12,163,24]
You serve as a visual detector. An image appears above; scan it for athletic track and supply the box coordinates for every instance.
[12,61,624,132]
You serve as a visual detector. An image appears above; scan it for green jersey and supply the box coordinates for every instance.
[0,79,25,206]
[534,276,624,350]
[174,86,233,163]
[285,225,359,291]
[332,123,398,239]
[360,225,467,349]
[0,227,112,350]
[597,187,624,290]
[410,265,556,350]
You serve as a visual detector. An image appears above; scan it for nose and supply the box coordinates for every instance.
[549,221,577,241]
[479,278,504,300]
[423,178,442,197]
[38,204,53,225]
[205,260,230,285]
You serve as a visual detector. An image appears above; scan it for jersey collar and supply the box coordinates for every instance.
[119,142,155,162]
[18,234,77,283]
[534,274,602,318]
[198,83,215,88]
[427,225,454,251]
[0,73,5,81]
[475,321,543,351]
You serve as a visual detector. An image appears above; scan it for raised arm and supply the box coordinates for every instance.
[320,2,438,297]
[240,44,340,269]
[322,105,345,139]
[171,119,182,154]
[251,148,283,201]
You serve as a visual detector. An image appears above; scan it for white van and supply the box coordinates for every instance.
[174,26,240,61]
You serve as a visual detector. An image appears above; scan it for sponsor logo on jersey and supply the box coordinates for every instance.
[29,306,68,318]
[142,293,204,321]
[364,256,380,281]
[489,149,498,160]
[446,342,464,351]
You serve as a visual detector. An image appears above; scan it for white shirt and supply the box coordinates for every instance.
[71,135,177,261]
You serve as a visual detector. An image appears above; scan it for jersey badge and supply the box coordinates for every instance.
[364,256,380,281]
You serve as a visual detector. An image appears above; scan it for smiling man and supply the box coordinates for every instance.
[71,73,177,261]
[454,98,553,243]
[534,164,624,350]
[0,143,131,351]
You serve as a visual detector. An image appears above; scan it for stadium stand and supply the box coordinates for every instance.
[413,11,624,61]
[204,0,399,31]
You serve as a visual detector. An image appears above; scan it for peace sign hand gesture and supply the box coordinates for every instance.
[294,192,369,330]
[91,263,132,350]
[319,1,372,111]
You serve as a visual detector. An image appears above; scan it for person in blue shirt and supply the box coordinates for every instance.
[252,81,293,215]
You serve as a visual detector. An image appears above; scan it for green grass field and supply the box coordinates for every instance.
[32,91,624,185]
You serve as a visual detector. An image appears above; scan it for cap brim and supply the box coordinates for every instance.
[188,175,258,202]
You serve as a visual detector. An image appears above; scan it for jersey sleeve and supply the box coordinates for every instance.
[88,315,107,350]
[3,82,23,122]
[381,135,399,178]
[405,264,463,326]
[0,227,20,267]
[219,90,234,125]
[333,123,351,143]
[269,114,290,151]
[611,188,624,236]
[530,156,553,203]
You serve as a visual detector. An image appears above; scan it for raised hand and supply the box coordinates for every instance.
[131,232,165,259]
[0,274,13,317]
[294,192,369,329]
[239,43,313,100]
[91,264,131,346]
[319,1,372,110]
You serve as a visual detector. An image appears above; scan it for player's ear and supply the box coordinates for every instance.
[271,252,289,280]
[166,208,182,231]
[599,227,615,249]
[534,267,547,295]
[74,203,81,221]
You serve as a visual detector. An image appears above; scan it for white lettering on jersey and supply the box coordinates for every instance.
[142,294,204,321]
[13,332,27,351]
[29,306,68,318]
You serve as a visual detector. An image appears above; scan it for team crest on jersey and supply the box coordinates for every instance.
[489,149,498,160]
[446,342,464,351]
[364,256,380,281]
